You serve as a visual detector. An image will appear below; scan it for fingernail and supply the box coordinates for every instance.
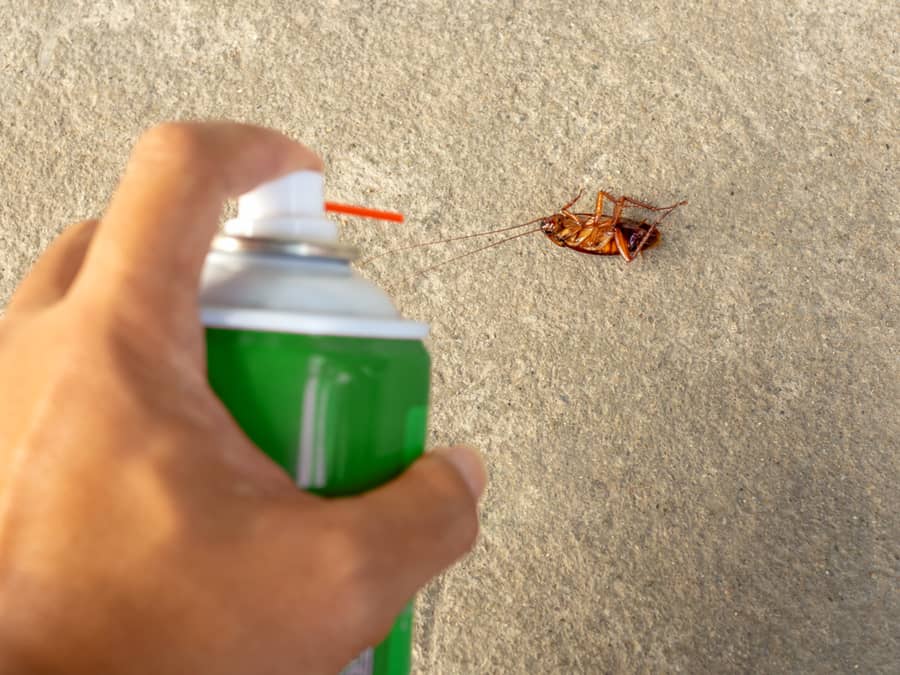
[434,446,487,501]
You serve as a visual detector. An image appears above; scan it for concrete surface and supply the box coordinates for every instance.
[1,1,897,672]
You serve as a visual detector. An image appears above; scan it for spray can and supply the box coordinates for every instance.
[199,171,429,675]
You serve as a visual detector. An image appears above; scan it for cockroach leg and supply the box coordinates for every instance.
[613,227,633,262]
[631,223,657,258]
[632,199,686,258]
[607,193,685,213]
[559,188,585,212]
[609,195,625,228]
[562,209,582,228]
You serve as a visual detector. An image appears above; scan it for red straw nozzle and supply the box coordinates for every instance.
[325,201,404,223]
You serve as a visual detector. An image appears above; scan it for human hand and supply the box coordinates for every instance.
[0,122,485,674]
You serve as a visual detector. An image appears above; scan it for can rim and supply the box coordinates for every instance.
[201,306,429,340]
[211,234,357,262]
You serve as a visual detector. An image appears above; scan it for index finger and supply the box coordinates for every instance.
[75,121,323,323]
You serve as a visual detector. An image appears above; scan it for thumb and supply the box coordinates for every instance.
[344,446,486,613]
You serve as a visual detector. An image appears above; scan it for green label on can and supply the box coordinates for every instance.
[206,327,429,674]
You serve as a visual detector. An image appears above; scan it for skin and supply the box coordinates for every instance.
[0,122,485,675]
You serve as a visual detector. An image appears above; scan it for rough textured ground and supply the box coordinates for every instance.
[1,1,898,673]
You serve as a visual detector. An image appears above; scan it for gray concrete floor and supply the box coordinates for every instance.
[1,1,897,672]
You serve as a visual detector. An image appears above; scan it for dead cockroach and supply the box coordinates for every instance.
[360,190,687,275]
[538,190,687,262]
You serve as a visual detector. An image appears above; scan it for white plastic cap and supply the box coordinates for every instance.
[223,170,337,242]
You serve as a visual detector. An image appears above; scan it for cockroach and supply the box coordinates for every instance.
[538,190,687,262]
[360,190,687,275]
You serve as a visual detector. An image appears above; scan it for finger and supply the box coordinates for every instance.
[6,219,99,315]
[75,121,323,323]
[339,447,486,619]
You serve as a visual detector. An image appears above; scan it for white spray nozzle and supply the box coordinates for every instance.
[224,170,337,242]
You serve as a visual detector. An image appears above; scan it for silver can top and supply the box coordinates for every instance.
[200,171,428,340]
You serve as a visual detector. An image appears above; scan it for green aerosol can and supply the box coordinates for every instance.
[200,171,429,675]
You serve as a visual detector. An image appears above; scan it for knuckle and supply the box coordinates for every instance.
[326,522,369,580]
[445,496,480,557]
[428,462,481,556]
[64,218,99,240]
[334,583,374,630]
[317,512,377,622]
[322,519,366,565]
[135,122,208,168]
